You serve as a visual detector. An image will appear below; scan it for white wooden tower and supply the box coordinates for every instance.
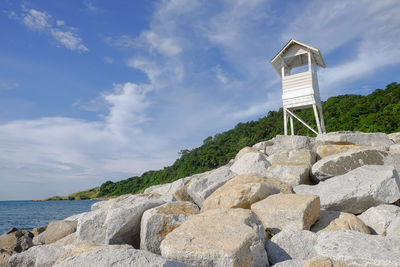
[270,39,326,135]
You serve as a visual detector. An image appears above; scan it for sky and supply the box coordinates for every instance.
[1,0,400,200]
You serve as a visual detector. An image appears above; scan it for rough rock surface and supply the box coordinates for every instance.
[33,232,45,246]
[314,230,400,266]
[187,166,236,207]
[160,208,268,267]
[265,165,310,186]
[8,244,66,267]
[0,229,33,253]
[267,149,316,166]
[295,165,400,214]
[251,194,320,232]
[31,225,47,237]
[266,230,317,265]
[45,220,77,244]
[303,257,349,267]
[53,246,188,267]
[358,204,400,236]
[264,135,314,156]
[310,210,370,234]
[77,193,175,247]
[389,143,400,154]
[0,249,12,267]
[140,201,199,254]
[201,174,292,211]
[311,149,389,182]
[234,146,259,161]
[316,144,387,159]
[316,132,394,147]
[252,139,275,154]
[388,132,400,144]
[230,152,270,176]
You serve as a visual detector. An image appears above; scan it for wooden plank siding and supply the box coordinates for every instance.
[281,71,319,109]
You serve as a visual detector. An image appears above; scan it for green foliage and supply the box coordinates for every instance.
[92,82,400,198]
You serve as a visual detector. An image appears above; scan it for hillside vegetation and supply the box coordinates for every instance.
[51,82,400,199]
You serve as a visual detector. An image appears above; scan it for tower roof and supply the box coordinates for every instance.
[270,39,326,76]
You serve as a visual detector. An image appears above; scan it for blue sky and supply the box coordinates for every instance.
[1,0,400,200]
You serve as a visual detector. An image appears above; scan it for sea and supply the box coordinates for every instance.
[0,200,99,234]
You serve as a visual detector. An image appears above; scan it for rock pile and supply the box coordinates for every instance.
[3,131,400,266]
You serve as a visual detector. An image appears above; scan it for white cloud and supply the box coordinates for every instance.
[15,8,89,52]
[105,35,136,48]
[50,29,88,52]
[215,65,228,84]
[23,9,50,30]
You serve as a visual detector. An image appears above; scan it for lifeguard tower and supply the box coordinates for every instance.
[270,39,326,135]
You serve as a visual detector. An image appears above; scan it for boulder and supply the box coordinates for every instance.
[144,171,206,201]
[316,144,387,159]
[33,232,45,245]
[45,220,77,244]
[201,174,292,211]
[314,230,400,266]
[76,193,175,247]
[64,212,88,221]
[0,249,12,267]
[272,259,307,267]
[8,244,66,267]
[187,166,236,207]
[316,132,394,147]
[303,257,349,267]
[389,143,400,154]
[229,152,270,177]
[252,138,275,154]
[160,208,268,267]
[265,165,310,186]
[388,132,400,144]
[266,230,317,265]
[234,146,259,161]
[358,204,400,236]
[251,194,320,232]
[31,225,47,237]
[266,149,316,166]
[294,165,400,214]
[265,135,314,156]
[54,246,188,267]
[310,210,370,234]
[0,229,33,253]
[311,149,390,182]
[140,201,199,254]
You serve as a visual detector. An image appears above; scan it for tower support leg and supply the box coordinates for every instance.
[313,104,322,134]
[283,108,288,135]
[318,106,326,134]
[290,115,294,136]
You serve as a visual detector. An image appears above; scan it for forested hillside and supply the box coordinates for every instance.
[56,82,400,199]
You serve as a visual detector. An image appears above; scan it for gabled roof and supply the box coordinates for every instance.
[270,39,326,76]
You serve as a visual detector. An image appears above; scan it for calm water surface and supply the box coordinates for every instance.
[0,200,99,234]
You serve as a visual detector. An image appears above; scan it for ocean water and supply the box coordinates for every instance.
[0,200,99,234]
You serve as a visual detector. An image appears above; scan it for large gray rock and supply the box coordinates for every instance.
[265,165,311,186]
[295,165,400,214]
[266,230,317,265]
[311,149,390,182]
[311,210,370,234]
[265,135,314,156]
[187,166,236,207]
[230,152,270,177]
[358,204,400,236]
[45,220,77,244]
[265,149,315,186]
[140,201,199,254]
[77,193,175,247]
[314,230,400,266]
[8,244,66,267]
[252,138,275,154]
[0,229,33,253]
[272,259,307,267]
[160,208,268,267]
[53,245,189,267]
[251,194,320,232]
[388,132,400,144]
[201,174,292,211]
[33,232,45,246]
[316,132,394,147]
